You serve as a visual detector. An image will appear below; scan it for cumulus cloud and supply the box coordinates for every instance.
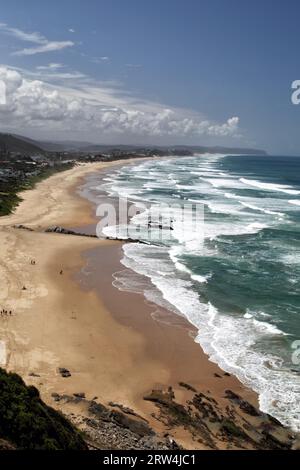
[0,65,239,139]
[0,23,74,56]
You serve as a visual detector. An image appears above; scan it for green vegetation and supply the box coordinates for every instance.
[221,419,247,439]
[0,368,87,450]
[20,163,74,190]
[0,163,74,217]
[0,190,22,217]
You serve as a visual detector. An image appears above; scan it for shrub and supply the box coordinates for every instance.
[0,368,87,450]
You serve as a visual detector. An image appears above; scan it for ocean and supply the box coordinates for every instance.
[85,154,300,431]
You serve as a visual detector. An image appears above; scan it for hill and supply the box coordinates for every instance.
[37,141,268,156]
[0,133,44,155]
[0,368,87,450]
[0,131,267,157]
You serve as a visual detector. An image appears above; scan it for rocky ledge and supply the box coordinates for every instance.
[51,393,181,450]
[143,386,300,450]
[50,382,300,451]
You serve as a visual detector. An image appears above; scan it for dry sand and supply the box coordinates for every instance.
[0,160,260,449]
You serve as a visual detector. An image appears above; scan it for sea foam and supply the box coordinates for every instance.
[240,178,300,195]
[95,154,300,432]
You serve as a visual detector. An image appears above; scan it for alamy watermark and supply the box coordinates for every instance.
[0,79,6,105]
[291,80,300,104]
[291,340,300,365]
[95,197,204,248]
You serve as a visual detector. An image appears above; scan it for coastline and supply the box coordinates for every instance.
[0,160,297,450]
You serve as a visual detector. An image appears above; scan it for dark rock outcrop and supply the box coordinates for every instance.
[52,394,181,450]
[45,226,97,238]
[58,367,71,378]
[143,387,297,450]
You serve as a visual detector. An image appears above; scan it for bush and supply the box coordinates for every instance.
[0,368,87,450]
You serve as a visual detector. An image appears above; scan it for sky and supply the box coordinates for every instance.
[0,0,300,154]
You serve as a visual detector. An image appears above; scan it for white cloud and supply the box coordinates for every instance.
[0,23,74,56]
[36,63,65,71]
[0,65,240,140]
[91,56,110,64]
[13,41,74,56]
[0,22,45,43]
[68,29,75,33]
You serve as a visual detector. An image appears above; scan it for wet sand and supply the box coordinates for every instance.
[0,159,265,449]
[78,242,257,415]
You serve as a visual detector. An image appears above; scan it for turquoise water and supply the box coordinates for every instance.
[96,154,300,430]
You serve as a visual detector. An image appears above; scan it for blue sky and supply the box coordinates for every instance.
[0,0,299,153]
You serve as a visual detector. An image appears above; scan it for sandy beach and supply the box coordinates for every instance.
[0,160,296,450]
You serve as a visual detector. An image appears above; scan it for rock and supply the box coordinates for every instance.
[239,400,261,417]
[88,401,110,420]
[67,384,297,451]
[0,439,16,450]
[291,437,300,450]
[224,390,260,416]
[260,430,291,450]
[108,402,146,420]
[45,226,97,238]
[221,419,247,439]
[51,393,61,402]
[267,414,285,427]
[13,224,34,232]
[224,389,240,401]
[111,410,154,437]
[58,367,71,378]
[73,393,86,399]
[104,235,159,246]
[178,382,197,393]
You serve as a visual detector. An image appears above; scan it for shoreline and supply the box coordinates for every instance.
[0,160,297,450]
